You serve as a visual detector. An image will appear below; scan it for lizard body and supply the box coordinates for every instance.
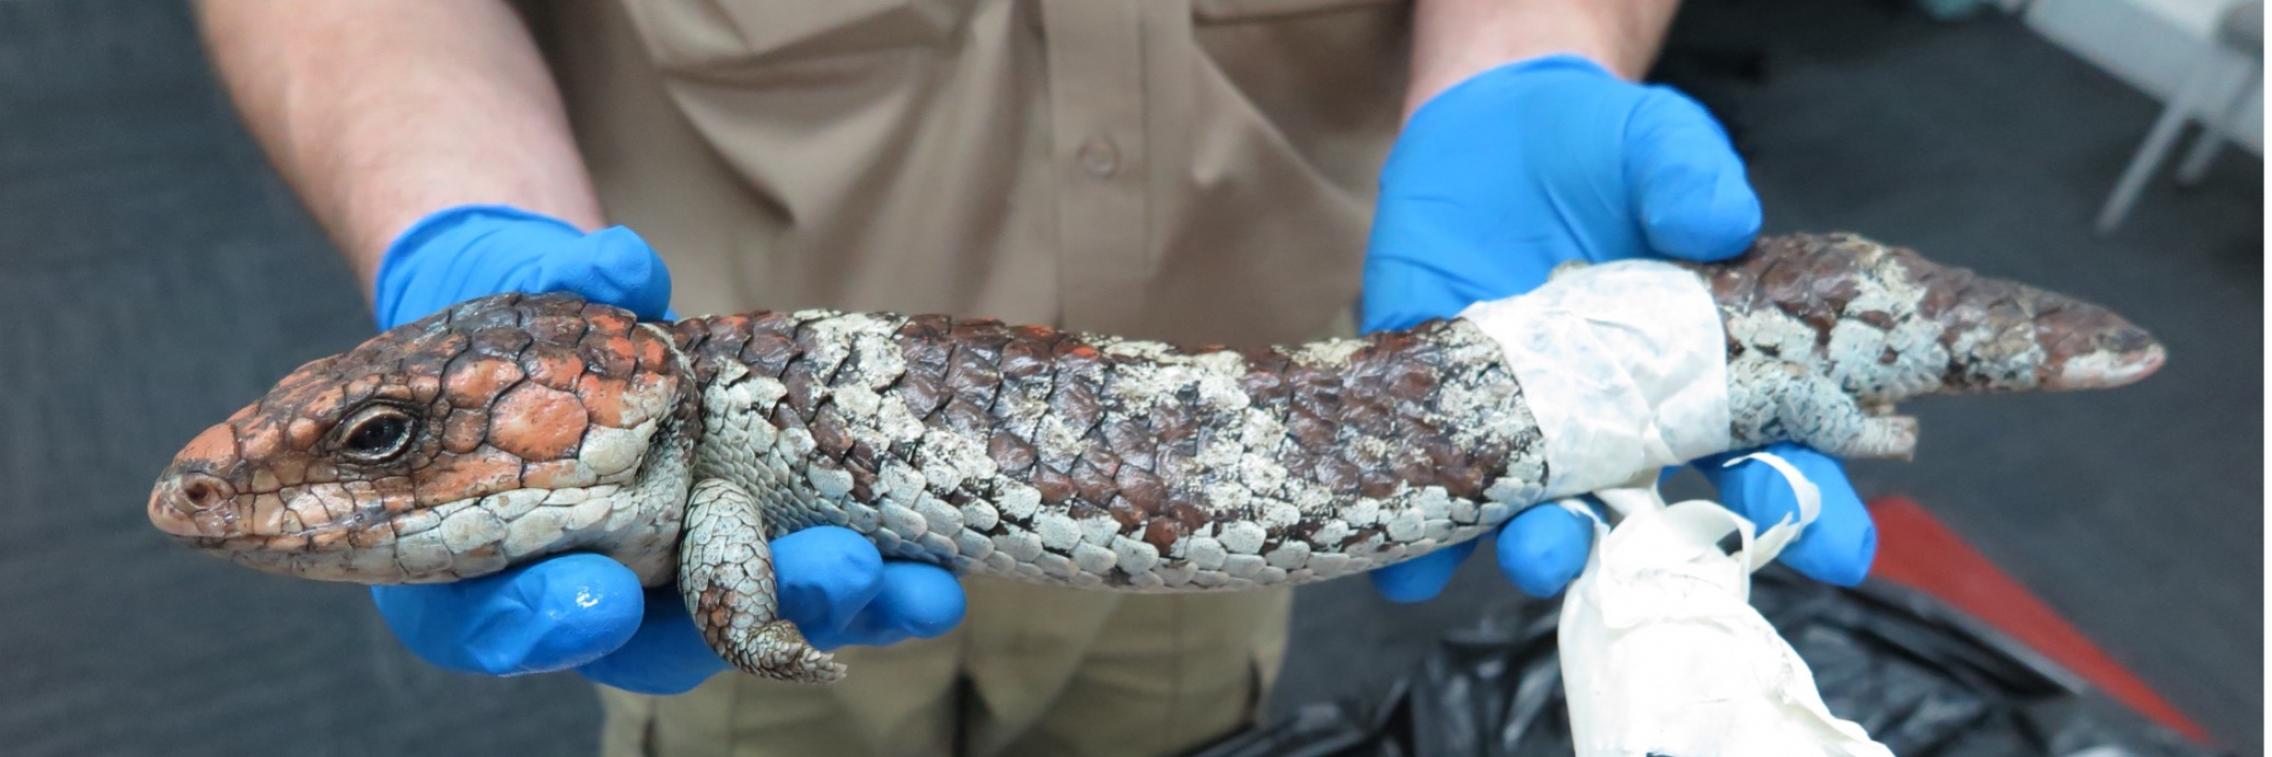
[148,233,2163,682]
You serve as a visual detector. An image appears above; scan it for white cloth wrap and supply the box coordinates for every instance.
[1552,454,1892,756]
[1455,260,1732,498]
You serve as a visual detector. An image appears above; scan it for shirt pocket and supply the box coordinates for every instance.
[617,0,979,76]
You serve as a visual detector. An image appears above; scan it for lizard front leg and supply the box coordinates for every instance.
[679,478,847,683]
[1728,359,1920,460]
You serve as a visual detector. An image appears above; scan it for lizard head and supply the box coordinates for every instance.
[1708,232,2165,402]
[147,293,700,584]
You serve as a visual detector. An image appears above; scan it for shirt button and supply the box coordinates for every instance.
[1077,136,1119,178]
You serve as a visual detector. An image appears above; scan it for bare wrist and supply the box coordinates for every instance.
[1405,0,1678,118]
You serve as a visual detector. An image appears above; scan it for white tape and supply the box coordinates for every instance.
[1556,454,1891,757]
[1457,260,1731,497]
[1727,451,1821,573]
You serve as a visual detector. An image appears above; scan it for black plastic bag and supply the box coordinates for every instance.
[1190,571,2221,756]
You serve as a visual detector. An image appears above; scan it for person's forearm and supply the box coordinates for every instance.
[1405,0,1681,117]
[195,0,604,291]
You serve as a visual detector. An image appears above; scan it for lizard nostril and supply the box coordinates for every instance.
[176,473,232,514]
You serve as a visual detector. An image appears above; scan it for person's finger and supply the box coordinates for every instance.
[537,225,674,320]
[1494,504,1595,598]
[1697,443,1877,586]
[873,562,967,638]
[1625,88,1761,262]
[809,562,965,650]
[574,586,728,695]
[1366,540,1478,603]
[369,552,644,675]
[770,526,886,636]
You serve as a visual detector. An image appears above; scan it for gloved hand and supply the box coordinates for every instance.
[367,205,966,694]
[1360,56,1878,602]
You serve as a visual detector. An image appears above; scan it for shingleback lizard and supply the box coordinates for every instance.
[147,232,2164,683]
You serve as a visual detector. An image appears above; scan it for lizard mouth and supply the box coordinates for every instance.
[2045,343,2166,391]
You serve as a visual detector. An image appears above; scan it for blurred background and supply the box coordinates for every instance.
[0,0,2259,754]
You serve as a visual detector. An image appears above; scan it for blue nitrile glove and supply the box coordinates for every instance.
[367,205,966,694]
[1360,56,1877,602]
[373,205,677,327]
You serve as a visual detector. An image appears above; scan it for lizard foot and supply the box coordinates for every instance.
[1728,359,1920,461]
[1842,414,1919,460]
[679,478,848,684]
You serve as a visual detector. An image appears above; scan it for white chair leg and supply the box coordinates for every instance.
[2176,61,2260,187]
[2173,126,2227,186]
[2096,57,2227,235]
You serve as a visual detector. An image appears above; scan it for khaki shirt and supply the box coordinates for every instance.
[520,3,1419,753]
[529,0,1411,347]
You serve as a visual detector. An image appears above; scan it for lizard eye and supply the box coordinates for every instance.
[335,404,419,464]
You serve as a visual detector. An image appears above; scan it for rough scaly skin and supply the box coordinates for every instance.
[147,232,2164,683]
[671,307,1539,594]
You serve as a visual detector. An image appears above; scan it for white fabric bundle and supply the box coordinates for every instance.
[1555,456,1890,757]
[1457,261,1889,755]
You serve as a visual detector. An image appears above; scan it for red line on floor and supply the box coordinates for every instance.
[1866,496,2212,746]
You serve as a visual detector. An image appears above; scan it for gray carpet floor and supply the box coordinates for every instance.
[0,1,2257,754]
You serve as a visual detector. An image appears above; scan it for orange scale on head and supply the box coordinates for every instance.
[440,407,489,454]
[178,423,237,467]
[576,373,632,428]
[585,307,633,335]
[635,334,672,373]
[408,374,443,404]
[414,445,526,507]
[371,490,419,519]
[344,374,383,403]
[239,419,288,463]
[522,343,587,392]
[367,384,419,406]
[488,383,589,461]
[444,356,524,410]
[299,384,350,423]
[285,417,325,449]
[581,333,639,378]
[371,473,418,495]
